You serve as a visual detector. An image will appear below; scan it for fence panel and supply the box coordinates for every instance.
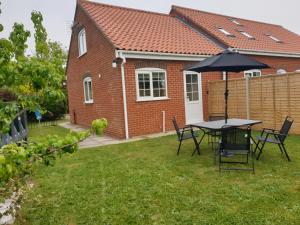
[208,72,300,134]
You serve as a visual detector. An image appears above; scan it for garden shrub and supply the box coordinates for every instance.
[91,118,108,136]
[0,131,90,185]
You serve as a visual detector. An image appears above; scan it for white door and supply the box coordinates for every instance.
[183,71,203,124]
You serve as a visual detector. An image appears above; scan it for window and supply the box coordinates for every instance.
[296,69,300,72]
[83,77,93,103]
[244,69,261,78]
[266,34,281,43]
[78,28,87,56]
[277,69,286,75]
[136,68,167,101]
[229,18,241,25]
[218,28,234,36]
[185,73,199,101]
[240,31,254,39]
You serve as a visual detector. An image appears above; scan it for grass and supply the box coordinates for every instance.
[28,124,70,142]
[16,128,300,225]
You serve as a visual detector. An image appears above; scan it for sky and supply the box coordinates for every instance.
[1,0,300,55]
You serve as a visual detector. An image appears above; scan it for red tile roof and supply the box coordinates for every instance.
[78,0,221,55]
[171,5,300,54]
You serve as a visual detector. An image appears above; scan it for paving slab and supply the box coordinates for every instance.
[59,122,175,149]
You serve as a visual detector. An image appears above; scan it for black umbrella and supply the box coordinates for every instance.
[186,49,270,123]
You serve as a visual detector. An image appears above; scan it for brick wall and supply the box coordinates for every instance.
[122,59,223,137]
[66,5,300,139]
[66,5,125,138]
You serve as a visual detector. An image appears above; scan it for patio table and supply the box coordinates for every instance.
[191,118,262,131]
[190,118,262,155]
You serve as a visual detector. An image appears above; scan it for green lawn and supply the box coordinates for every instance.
[16,128,300,225]
[28,124,70,142]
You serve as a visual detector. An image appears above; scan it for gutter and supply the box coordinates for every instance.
[116,50,210,61]
[116,51,129,140]
[238,49,300,58]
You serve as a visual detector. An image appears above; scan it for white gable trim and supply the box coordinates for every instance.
[115,50,209,61]
[238,49,300,58]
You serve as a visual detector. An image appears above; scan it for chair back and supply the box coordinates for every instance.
[279,116,294,142]
[172,117,181,139]
[220,126,251,151]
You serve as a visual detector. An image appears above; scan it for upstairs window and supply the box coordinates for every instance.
[83,77,93,103]
[218,28,234,37]
[229,18,241,25]
[78,28,87,57]
[266,34,281,43]
[240,31,255,39]
[277,69,286,75]
[244,69,261,78]
[136,68,167,101]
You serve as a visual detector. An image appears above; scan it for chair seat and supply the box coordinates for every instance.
[207,130,221,136]
[221,149,250,155]
[177,132,198,141]
[256,136,281,144]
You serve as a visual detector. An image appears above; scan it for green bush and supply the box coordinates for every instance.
[91,118,108,136]
[0,144,30,181]
[0,131,90,185]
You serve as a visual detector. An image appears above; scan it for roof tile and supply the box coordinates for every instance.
[171,5,300,54]
[78,0,222,55]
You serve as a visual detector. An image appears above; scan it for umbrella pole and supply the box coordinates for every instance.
[224,72,229,123]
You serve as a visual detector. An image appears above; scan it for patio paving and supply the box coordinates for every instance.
[59,122,175,149]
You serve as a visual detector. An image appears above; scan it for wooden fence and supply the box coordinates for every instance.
[207,72,300,134]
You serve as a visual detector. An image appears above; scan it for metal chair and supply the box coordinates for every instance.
[254,116,293,161]
[218,126,254,173]
[172,117,200,156]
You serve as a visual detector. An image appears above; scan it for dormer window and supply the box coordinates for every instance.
[266,34,281,43]
[229,18,241,25]
[218,28,234,37]
[240,31,255,39]
[78,28,87,57]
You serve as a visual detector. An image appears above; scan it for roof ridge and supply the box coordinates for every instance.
[171,5,282,28]
[79,0,170,17]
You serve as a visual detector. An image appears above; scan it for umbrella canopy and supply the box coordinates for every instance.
[185,49,270,123]
[186,49,270,73]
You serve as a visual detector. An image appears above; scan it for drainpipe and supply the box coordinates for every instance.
[118,52,129,139]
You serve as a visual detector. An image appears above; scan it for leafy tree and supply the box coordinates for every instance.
[0,5,68,131]
[31,11,49,59]
[9,23,30,59]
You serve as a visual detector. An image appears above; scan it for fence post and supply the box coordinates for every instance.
[245,76,250,119]
[272,76,276,128]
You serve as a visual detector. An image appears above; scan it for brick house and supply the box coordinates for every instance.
[66,0,300,139]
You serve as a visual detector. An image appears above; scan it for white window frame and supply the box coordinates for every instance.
[83,76,93,103]
[135,68,168,102]
[277,69,287,75]
[78,28,87,57]
[240,31,254,39]
[244,69,262,78]
[218,28,233,36]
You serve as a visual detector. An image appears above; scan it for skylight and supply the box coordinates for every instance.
[229,18,241,25]
[240,31,254,39]
[267,35,281,42]
[218,28,232,36]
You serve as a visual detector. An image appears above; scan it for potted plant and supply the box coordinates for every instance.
[91,118,108,136]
